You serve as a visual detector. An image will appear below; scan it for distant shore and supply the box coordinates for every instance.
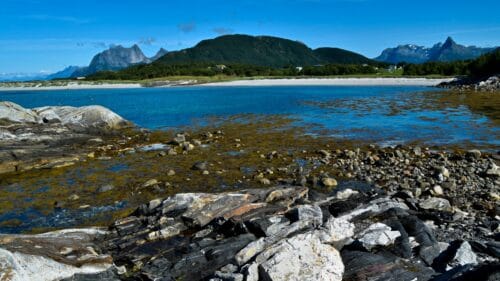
[201,77,455,87]
[0,82,143,92]
[0,77,455,91]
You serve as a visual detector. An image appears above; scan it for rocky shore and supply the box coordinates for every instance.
[438,75,500,92]
[0,101,132,175]
[1,184,499,280]
[0,102,498,280]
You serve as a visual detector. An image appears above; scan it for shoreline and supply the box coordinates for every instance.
[0,77,454,91]
[200,77,455,87]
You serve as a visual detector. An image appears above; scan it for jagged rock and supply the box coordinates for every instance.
[286,204,323,227]
[486,163,500,178]
[341,250,435,281]
[257,233,344,281]
[431,263,500,281]
[448,241,477,268]
[316,216,355,246]
[356,223,401,250]
[419,197,452,211]
[419,242,450,266]
[338,198,409,221]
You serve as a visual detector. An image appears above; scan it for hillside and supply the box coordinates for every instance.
[313,47,374,65]
[155,34,373,67]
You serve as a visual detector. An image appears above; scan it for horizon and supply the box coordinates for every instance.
[1,0,499,74]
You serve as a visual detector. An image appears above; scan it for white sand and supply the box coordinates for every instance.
[0,78,455,91]
[0,83,142,91]
[201,78,455,87]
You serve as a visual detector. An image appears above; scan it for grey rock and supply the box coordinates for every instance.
[0,101,39,124]
[287,204,323,227]
[96,184,114,193]
[192,161,208,171]
[419,242,450,266]
[419,197,452,211]
[356,223,401,250]
[449,241,477,268]
[258,232,344,281]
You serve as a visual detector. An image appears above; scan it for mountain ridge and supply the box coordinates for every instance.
[376,37,495,64]
[154,34,374,68]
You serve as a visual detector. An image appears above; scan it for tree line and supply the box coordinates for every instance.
[402,48,499,77]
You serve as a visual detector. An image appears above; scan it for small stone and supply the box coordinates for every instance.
[182,142,195,151]
[356,223,401,250]
[202,170,210,175]
[486,163,499,177]
[142,179,159,188]
[419,197,451,211]
[68,194,80,201]
[96,184,114,193]
[432,185,444,196]
[170,134,186,145]
[167,169,176,176]
[258,178,271,185]
[321,177,338,188]
[192,161,208,171]
[466,149,481,159]
[335,188,359,200]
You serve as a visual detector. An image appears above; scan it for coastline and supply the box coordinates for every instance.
[0,82,142,92]
[200,77,455,87]
[0,77,455,91]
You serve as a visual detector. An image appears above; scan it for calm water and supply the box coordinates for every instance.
[1,85,499,233]
[0,85,498,147]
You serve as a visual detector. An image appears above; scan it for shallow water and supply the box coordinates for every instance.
[1,85,499,233]
[1,86,498,147]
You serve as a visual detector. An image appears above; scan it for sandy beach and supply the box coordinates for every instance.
[0,78,455,91]
[202,77,455,87]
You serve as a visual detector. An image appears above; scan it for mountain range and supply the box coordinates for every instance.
[2,35,496,82]
[375,37,495,64]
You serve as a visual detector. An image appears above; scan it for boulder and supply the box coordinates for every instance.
[0,228,112,281]
[257,233,344,281]
[34,105,131,131]
[0,101,39,124]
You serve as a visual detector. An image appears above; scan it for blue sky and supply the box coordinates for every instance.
[1,0,499,74]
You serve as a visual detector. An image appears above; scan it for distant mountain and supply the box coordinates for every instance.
[151,48,168,61]
[155,34,374,68]
[72,44,150,77]
[46,66,82,80]
[376,37,495,64]
[0,72,49,82]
